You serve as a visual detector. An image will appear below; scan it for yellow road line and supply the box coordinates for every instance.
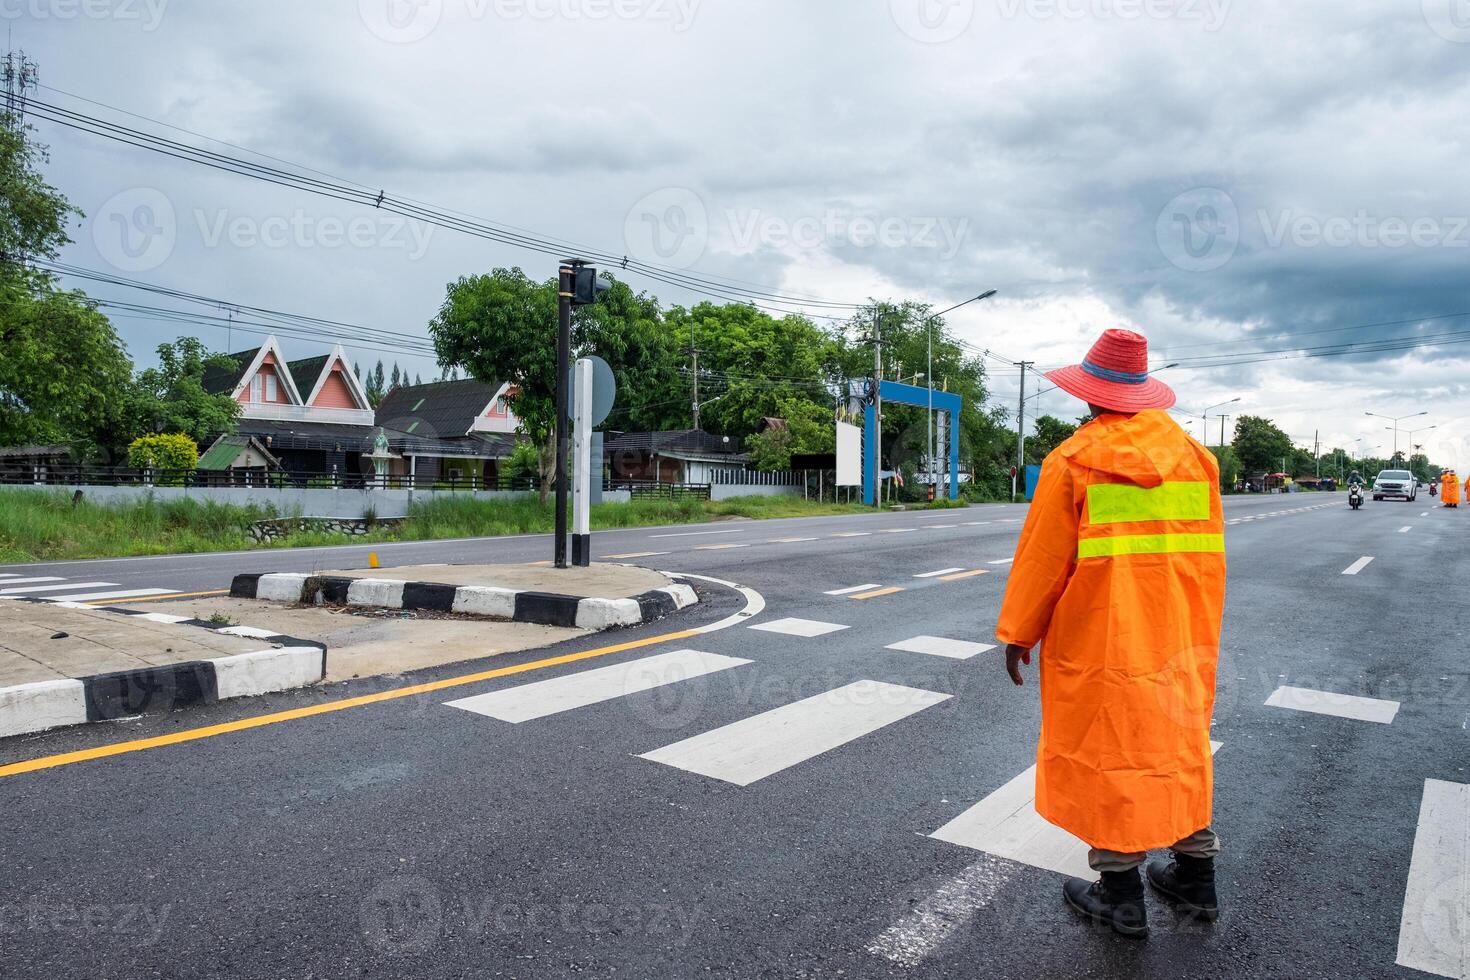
[0,627,701,781]
[849,587,905,600]
[85,589,229,605]
[938,570,989,581]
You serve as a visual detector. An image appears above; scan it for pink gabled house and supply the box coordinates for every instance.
[201,334,523,483]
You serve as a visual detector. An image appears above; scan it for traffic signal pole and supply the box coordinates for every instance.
[555,262,575,569]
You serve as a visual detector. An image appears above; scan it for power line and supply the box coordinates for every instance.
[30,90,864,320]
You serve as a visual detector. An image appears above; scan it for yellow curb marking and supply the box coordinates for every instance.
[85,589,229,605]
[0,627,701,781]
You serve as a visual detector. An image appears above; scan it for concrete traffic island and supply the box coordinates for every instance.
[229,562,698,631]
[0,598,325,739]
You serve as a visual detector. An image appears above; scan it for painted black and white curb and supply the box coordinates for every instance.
[0,599,326,740]
[229,572,699,630]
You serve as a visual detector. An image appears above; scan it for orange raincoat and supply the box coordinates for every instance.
[997,410,1226,853]
[1442,473,1460,506]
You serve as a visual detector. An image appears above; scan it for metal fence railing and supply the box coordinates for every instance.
[613,482,713,501]
[0,465,542,493]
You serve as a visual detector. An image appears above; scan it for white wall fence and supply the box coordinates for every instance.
[5,480,801,515]
[3,482,534,519]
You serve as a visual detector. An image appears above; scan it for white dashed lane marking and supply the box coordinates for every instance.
[824,585,882,596]
[1264,686,1400,724]
[1396,779,1469,979]
[865,855,1020,967]
[913,568,965,579]
[1342,557,1375,575]
[1400,526,1413,533]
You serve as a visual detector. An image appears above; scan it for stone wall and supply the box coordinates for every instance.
[247,517,406,544]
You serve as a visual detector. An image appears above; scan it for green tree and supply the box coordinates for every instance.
[1232,415,1293,474]
[0,283,133,456]
[0,112,137,457]
[746,398,835,471]
[129,338,241,447]
[0,115,78,274]
[1026,415,1078,464]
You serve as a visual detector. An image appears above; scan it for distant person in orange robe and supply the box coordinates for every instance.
[996,328,1227,938]
[1442,469,1460,507]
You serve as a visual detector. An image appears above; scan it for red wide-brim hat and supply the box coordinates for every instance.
[1044,328,1176,412]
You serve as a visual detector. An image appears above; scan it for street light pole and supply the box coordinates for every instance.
[1366,410,1427,466]
[925,289,996,496]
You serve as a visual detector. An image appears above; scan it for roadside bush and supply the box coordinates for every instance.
[126,433,198,485]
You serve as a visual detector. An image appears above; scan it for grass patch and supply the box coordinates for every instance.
[0,489,887,562]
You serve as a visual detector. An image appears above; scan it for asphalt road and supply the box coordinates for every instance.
[1,493,1466,979]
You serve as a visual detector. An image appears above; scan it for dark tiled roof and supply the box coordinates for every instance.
[286,355,329,398]
[226,419,515,459]
[603,430,742,455]
[201,348,259,396]
[376,378,501,439]
[0,443,71,459]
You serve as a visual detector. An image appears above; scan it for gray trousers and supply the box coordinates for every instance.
[1088,827,1220,873]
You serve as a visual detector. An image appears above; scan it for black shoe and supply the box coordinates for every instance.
[1145,854,1219,921]
[1062,870,1148,938]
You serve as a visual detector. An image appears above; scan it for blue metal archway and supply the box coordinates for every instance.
[863,380,962,505]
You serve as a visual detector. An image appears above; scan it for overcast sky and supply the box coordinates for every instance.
[15,0,1470,465]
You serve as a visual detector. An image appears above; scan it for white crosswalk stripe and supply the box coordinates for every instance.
[39,587,180,602]
[931,742,1224,880]
[913,568,965,579]
[0,581,117,595]
[445,649,750,724]
[748,617,848,637]
[1397,779,1469,979]
[639,680,950,786]
[824,585,881,596]
[0,576,65,586]
[885,636,995,661]
[1264,686,1400,724]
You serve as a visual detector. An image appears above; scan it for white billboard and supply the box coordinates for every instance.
[836,421,862,486]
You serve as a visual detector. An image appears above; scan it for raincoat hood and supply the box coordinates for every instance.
[1059,410,1214,490]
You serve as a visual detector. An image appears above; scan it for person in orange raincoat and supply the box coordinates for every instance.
[1442,469,1460,507]
[997,328,1226,938]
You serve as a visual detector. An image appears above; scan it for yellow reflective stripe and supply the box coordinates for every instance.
[1086,481,1210,524]
[1077,533,1225,559]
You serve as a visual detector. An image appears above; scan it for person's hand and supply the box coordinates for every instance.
[1005,643,1032,686]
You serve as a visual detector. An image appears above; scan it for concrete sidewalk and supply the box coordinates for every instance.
[0,599,325,738]
[148,595,583,682]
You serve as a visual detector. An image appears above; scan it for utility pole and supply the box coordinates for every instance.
[1014,361,1034,501]
[686,345,702,430]
[1314,429,1320,479]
